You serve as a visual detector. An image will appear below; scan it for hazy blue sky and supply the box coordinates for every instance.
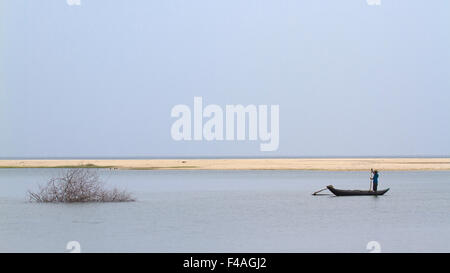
[1,0,449,158]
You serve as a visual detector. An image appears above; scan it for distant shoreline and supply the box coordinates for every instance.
[1,158,450,171]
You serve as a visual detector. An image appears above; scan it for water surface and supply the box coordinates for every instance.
[0,169,449,252]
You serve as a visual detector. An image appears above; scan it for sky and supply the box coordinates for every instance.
[1,0,449,158]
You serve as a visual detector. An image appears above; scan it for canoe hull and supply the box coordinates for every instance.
[327,185,389,196]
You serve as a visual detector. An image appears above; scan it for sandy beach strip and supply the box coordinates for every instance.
[1,158,450,171]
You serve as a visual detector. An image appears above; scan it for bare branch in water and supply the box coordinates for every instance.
[28,168,135,203]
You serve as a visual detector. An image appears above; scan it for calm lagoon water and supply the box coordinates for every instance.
[0,169,449,252]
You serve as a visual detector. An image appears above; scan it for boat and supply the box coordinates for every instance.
[326,185,389,196]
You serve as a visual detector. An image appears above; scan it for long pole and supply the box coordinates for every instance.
[312,188,328,195]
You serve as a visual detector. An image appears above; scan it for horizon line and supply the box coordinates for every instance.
[1,155,450,160]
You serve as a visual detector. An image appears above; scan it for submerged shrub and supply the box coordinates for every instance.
[28,168,135,203]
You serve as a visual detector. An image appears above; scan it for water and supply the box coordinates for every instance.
[1,169,449,252]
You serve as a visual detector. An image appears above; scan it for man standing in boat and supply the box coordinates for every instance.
[371,170,379,192]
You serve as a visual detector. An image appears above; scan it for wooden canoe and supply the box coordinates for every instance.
[327,185,389,196]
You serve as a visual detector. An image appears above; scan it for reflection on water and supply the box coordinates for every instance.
[0,169,449,252]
